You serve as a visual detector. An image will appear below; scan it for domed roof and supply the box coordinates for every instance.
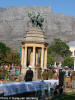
[23,28,48,45]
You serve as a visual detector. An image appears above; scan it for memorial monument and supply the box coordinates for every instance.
[21,12,48,80]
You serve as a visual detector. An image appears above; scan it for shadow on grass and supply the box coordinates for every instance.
[52,92,75,100]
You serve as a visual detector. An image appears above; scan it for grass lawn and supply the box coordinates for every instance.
[52,92,75,100]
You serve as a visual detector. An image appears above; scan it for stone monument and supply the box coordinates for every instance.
[21,12,48,80]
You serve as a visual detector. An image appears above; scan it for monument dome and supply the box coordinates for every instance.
[23,28,48,45]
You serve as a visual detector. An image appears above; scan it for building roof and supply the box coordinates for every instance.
[23,28,48,45]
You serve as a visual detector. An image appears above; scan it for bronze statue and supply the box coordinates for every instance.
[28,11,44,29]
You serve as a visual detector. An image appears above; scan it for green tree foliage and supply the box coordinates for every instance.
[0,42,20,65]
[62,57,74,68]
[0,42,10,55]
[0,42,10,65]
[48,38,72,57]
[4,51,21,65]
[47,54,55,65]
[47,38,72,63]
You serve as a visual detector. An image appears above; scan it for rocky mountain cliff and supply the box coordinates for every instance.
[0,6,75,51]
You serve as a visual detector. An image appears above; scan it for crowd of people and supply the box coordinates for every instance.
[0,65,21,81]
[0,64,75,88]
[0,64,75,96]
[24,65,75,90]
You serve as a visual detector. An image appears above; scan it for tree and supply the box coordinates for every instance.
[47,54,55,65]
[47,38,72,63]
[0,42,10,65]
[0,42,10,55]
[0,42,21,65]
[62,57,74,68]
[4,51,20,65]
[11,52,21,65]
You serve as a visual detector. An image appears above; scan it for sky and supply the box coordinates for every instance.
[0,0,75,17]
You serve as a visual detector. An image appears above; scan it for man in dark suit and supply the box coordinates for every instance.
[24,65,33,82]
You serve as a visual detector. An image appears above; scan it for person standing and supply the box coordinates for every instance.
[24,65,33,82]
[58,68,65,94]
[42,69,48,80]
[59,68,64,87]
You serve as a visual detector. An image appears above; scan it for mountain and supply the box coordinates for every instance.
[0,6,75,51]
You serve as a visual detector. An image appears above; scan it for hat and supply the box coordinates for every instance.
[28,65,32,69]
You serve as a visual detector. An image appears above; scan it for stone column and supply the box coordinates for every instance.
[24,46,27,67]
[44,48,47,69]
[32,46,36,80]
[41,47,44,69]
[32,46,36,68]
[21,47,24,67]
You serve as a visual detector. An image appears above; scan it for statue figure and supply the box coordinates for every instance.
[28,11,44,29]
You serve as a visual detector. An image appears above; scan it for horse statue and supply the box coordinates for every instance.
[28,11,44,29]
